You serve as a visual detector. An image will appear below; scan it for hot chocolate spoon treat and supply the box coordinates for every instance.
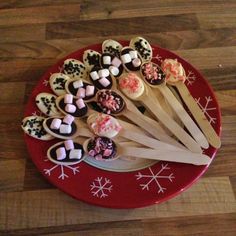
[83,137,211,165]
[36,92,62,116]
[161,58,221,148]
[129,36,152,62]
[83,49,101,72]
[65,79,98,101]
[118,72,202,153]
[43,114,93,140]
[120,47,142,72]
[63,58,87,80]
[21,116,54,140]
[140,62,209,149]
[102,39,123,57]
[49,73,71,96]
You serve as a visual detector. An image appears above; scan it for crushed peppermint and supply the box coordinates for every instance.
[119,73,140,93]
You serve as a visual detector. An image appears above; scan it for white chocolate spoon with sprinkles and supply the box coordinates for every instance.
[161,58,221,148]
[140,62,209,149]
[83,136,211,165]
[118,72,202,153]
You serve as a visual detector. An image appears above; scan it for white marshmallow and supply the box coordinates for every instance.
[65,104,76,113]
[85,85,95,96]
[132,58,141,67]
[73,80,83,89]
[59,124,72,134]
[56,147,66,160]
[50,118,62,130]
[99,77,110,87]
[64,94,73,104]
[98,69,110,78]
[129,50,138,59]
[69,149,82,159]
[90,71,99,81]
[103,55,111,65]
[111,57,122,67]
[121,54,132,63]
[109,66,119,76]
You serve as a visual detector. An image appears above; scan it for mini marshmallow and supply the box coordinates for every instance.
[59,124,72,134]
[99,77,110,87]
[63,114,74,125]
[64,94,73,104]
[73,80,83,89]
[129,50,138,59]
[76,87,86,98]
[85,85,95,96]
[103,55,111,65]
[90,71,99,81]
[69,149,82,160]
[98,69,110,78]
[50,118,62,130]
[109,66,119,76]
[64,140,74,151]
[56,147,66,160]
[111,57,122,67]
[121,54,132,63]
[76,98,85,109]
[65,104,76,113]
[132,58,141,67]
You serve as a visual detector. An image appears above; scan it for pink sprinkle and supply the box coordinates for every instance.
[95,154,103,160]
[103,149,112,157]
[76,87,85,98]
[64,94,73,104]
[76,98,85,109]
[88,150,95,156]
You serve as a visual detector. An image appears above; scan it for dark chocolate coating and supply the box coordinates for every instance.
[59,98,88,117]
[49,142,84,163]
[89,65,113,90]
[121,48,141,71]
[45,118,77,137]
[67,81,97,101]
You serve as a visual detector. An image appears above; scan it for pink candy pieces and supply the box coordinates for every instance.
[111,57,122,67]
[132,58,141,67]
[63,114,74,125]
[76,98,85,109]
[64,140,74,151]
[65,104,76,113]
[103,149,112,157]
[85,85,95,96]
[64,94,73,104]
[76,87,86,98]
[99,77,110,87]
[50,118,62,130]
[56,147,66,160]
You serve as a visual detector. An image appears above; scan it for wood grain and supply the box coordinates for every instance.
[0,1,235,235]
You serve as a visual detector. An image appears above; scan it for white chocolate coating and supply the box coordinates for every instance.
[49,73,70,96]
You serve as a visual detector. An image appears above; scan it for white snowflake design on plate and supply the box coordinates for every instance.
[195,96,217,124]
[136,164,174,194]
[31,110,44,116]
[43,79,49,86]
[152,53,163,63]
[43,159,80,180]
[90,177,113,198]
[185,70,196,86]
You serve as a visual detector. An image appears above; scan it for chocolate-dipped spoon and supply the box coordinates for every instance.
[140,62,209,149]
[117,72,202,153]
[83,136,211,165]
[161,59,221,149]
[43,115,93,140]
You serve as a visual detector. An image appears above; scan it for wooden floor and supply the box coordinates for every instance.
[0,0,236,235]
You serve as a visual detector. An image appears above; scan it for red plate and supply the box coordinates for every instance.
[23,41,221,208]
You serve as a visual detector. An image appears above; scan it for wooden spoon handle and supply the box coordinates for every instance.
[141,95,202,153]
[158,85,209,149]
[119,147,211,165]
[176,82,221,148]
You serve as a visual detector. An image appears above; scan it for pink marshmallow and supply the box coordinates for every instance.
[85,85,95,96]
[76,98,85,109]
[64,140,74,151]
[56,147,66,160]
[99,77,110,87]
[76,87,86,98]
[132,58,141,67]
[50,118,62,130]
[111,57,122,67]
[63,114,74,125]
[65,104,76,113]
[64,94,73,104]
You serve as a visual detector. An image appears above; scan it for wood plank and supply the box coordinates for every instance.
[46,14,199,40]
[0,4,81,26]
[229,176,236,198]
[0,104,24,123]
[0,24,45,43]
[0,159,25,192]
[216,90,236,115]
[142,213,236,236]
[0,177,235,230]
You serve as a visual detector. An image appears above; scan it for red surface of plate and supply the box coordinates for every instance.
[23,41,221,208]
